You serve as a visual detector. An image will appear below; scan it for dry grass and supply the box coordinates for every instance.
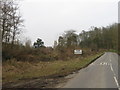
[2,52,103,84]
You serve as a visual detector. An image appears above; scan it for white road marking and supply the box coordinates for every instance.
[110,63,119,89]
[110,64,114,72]
[90,63,94,66]
[105,63,107,65]
[114,76,120,89]
[109,54,120,89]
[99,62,110,66]
[103,62,105,65]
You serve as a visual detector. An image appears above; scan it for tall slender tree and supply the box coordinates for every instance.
[0,0,23,44]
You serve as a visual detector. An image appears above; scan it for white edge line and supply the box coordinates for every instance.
[114,76,119,88]
[109,54,120,89]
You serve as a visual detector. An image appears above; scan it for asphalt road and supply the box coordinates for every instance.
[63,52,119,89]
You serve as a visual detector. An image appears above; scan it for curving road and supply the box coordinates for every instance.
[63,52,119,89]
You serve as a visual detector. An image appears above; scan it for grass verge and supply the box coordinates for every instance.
[3,52,104,86]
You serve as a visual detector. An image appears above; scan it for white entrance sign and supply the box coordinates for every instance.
[74,50,82,55]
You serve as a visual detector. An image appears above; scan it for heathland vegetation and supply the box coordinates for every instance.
[1,0,119,87]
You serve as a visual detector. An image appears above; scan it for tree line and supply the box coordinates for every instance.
[55,23,118,51]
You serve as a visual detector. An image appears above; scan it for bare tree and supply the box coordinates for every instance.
[0,0,23,44]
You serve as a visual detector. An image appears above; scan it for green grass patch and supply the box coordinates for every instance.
[108,49,118,53]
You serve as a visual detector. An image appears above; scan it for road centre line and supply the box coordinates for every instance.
[110,64,114,72]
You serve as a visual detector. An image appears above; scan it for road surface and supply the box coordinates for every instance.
[63,52,119,88]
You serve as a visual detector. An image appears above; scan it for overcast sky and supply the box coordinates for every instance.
[20,0,118,47]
